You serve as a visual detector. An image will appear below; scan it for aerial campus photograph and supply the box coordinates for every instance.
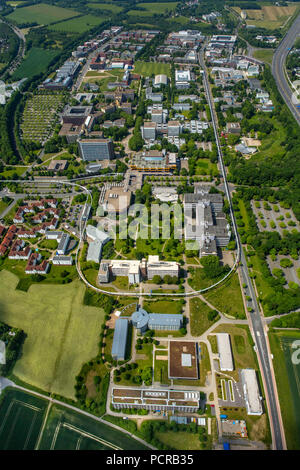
[0,0,299,458]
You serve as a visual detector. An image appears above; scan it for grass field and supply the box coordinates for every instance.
[268,330,300,450]
[190,298,220,336]
[0,389,47,450]
[128,2,178,17]
[0,166,27,178]
[87,3,123,13]
[155,430,203,450]
[12,47,58,80]
[142,299,184,315]
[7,3,80,26]
[48,15,106,33]
[134,61,171,77]
[253,49,274,65]
[0,270,105,398]
[203,272,246,319]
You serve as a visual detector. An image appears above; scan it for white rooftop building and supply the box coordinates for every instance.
[154,74,168,88]
[217,333,234,371]
[0,340,6,365]
[86,224,110,263]
[241,369,263,416]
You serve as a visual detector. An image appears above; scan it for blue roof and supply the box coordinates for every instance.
[148,313,183,327]
[111,319,128,360]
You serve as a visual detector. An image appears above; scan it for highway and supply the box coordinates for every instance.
[272,12,300,126]
[199,51,286,450]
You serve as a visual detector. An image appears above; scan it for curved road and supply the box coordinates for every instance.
[272,12,300,126]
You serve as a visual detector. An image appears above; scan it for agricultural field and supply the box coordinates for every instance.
[0,389,48,450]
[0,270,105,398]
[134,60,171,77]
[20,91,65,144]
[48,15,106,33]
[87,3,123,14]
[234,5,299,30]
[7,3,80,26]
[0,389,149,450]
[38,404,150,450]
[11,47,58,80]
[269,330,300,450]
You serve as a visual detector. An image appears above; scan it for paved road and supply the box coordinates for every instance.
[199,51,286,450]
[272,12,300,126]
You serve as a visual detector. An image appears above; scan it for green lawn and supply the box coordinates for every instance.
[0,166,28,178]
[190,298,220,336]
[143,299,184,315]
[8,3,80,25]
[268,330,300,450]
[203,273,246,319]
[0,270,105,399]
[253,49,274,65]
[155,430,203,450]
[0,198,10,214]
[49,15,106,33]
[134,61,171,77]
[12,48,59,80]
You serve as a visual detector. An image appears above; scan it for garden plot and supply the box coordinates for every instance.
[251,200,299,235]
[20,92,65,144]
[267,254,300,288]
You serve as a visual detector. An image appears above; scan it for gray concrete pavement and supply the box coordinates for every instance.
[272,12,300,127]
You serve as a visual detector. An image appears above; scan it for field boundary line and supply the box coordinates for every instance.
[35,400,52,450]
[62,423,122,450]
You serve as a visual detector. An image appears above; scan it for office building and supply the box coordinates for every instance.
[111,318,128,361]
[78,139,114,161]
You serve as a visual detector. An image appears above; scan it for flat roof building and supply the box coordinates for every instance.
[112,387,200,412]
[78,139,114,161]
[111,318,128,361]
[241,369,263,416]
[217,333,234,371]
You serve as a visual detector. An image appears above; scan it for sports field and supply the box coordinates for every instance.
[269,330,300,449]
[38,404,150,450]
[0,270,105,398]
[134,61,171,77]
[0,389,47,450]
[7,3,80,26]
[48,15,106,33]
[11,47,58,80]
